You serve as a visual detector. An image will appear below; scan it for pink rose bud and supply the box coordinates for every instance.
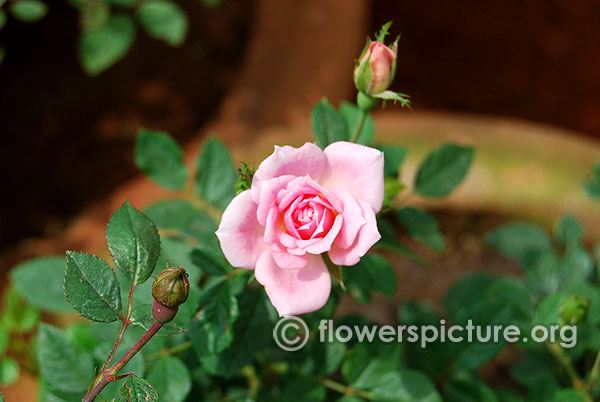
[354,40,398,96]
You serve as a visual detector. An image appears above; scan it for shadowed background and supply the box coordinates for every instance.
[1,0,599,264]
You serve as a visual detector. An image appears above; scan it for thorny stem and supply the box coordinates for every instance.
[83,322,163,402]
[349,110,368,143]
[91,281,136,391]
[547,342,593,402]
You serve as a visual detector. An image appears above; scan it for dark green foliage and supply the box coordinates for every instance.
[135,129,188,190]
[415,143,474,197]
[311,99,349,148]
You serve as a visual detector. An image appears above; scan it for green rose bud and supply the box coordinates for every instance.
[236,162,255,195]
[152,266,189,308]
[559,295,589,326]
[151,266,189,324]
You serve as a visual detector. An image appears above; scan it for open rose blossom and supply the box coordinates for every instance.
[216,142,384,316]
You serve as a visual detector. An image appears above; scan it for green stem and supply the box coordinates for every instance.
[547,342,592,402]
[588,347,600,393]
[241,365,261,399]
[184,185,222,221]
[349,110,368,143]
[144,340,192,361]
[317,376,372,400]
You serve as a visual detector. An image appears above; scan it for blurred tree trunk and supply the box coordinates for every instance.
[209,0,369,144]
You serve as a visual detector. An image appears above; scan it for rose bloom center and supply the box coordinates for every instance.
[284,193,336,240]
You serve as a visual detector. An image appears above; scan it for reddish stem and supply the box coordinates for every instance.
[82,322,162,402]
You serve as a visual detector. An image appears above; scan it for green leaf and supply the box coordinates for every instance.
[372,91,411,108]
[0,357,19,386]
[0,10,7,30]
[137,0,188,46]
[146,357,191,402]
[414,143,473,198]
[379,144,407,177]
[396,207,445,252]
[195,137,237,210]
[371,370,441,402]
[38,324,95,396]
[10,256,73,312]
[191,243,233,275]
[79,1,110,32]
[64,252,122,322]
[444,373,499,402]
[108,0,135,7]
[106,200,161,284]
[145,199,216,241]
[135,129,188,189]
[79,14,136,76]
[199,289,272,377]
[496,389,526,402]
[344,254,396,303]
[323,338,346,375]
[444,273,496,321]
[0,328,8,356]
[339,101,374,145]
[0,47,5,66]
[336,397,363,402]
[9,0,48,22]
[342,341,402,389]
[375,216,425,263]
[120,376,158,402]
[310,99,348,149]
[560,247,592,287]
[190,277,239,356]
[382,176,405,209]
[554,214,582,249]
[485,222,552,269]
[279,377,326,402]
[511,351,559,400]
[553,389,585,402]
[130,304,185,335]
[583,162,600,199]
[1,287,39,331]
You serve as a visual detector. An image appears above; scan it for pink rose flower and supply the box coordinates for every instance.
[216,142,384,316]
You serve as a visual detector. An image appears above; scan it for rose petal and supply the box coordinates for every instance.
[255,251,331,316]
[305,214,343,254]
[331,188,366,249]
[277,176,343,212]
[328,200,381,266]
[253,175,295,226]
[271,244,309,269]
[319,142,384,213]
[215,191,267,269]
[252,143,326,186]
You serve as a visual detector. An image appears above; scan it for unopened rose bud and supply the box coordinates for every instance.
[151,266,189,324]
[559,295,589,326]
[354,39,398,96]
[152,266,189,307]
[236,162,254,195]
